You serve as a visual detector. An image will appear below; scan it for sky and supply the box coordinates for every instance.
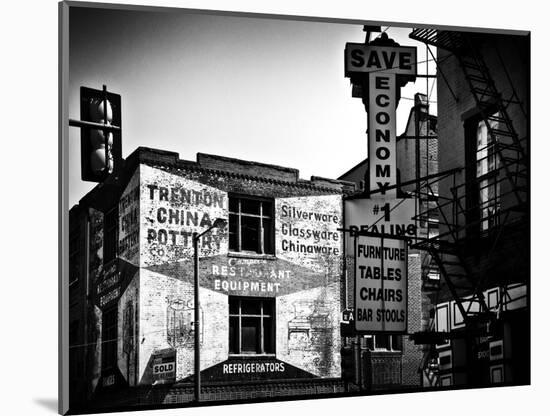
[68,6,437,207]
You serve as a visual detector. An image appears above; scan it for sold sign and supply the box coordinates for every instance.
[153,362,175,375]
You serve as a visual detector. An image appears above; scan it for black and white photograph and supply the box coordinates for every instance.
[57,2,533,414]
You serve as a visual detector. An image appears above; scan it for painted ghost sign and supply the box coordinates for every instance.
[140,165,228,266]
[134,163,344,381]
[276,195,343,274]
[118,169,140,265]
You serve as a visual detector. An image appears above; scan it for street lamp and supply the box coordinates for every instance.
[192,218,227,402]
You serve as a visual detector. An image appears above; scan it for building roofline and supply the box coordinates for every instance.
[196,152,299,176]
[72,147,357,211]
[337,157,368,180]
[121,146,356,196]
[143,159,353,194]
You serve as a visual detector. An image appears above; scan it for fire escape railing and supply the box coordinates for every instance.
[406,29,529,366]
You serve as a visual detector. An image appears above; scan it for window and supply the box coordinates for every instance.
[363,335,402,351]
[476,116,500,232]
[229,196,274,254]
[102,307,118,371]
[104,207,118,264]
[436,303,449,332]
[229,297,275,354]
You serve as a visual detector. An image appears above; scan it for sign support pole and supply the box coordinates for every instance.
[191,218,226,402]
[193,232,201,403]
[381,235,385,333]
[343,33,417,389]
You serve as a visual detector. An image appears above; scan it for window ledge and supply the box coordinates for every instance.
[228,354,277,358]
[227,252,277,261]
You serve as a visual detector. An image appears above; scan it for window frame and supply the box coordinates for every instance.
[228,296,276,356]
[228,195,274,255]
[465,110,502,237]
[475,115,501,232]
[363,334,403,352]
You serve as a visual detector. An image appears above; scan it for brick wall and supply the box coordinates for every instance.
[197,153,299,182]
[119,168,140,266]
[397,95,438,192]
[126,150,352,385]
[401,253,422,386]
[138,268,229,383]
[118,272,140,385]
[88,379,346,410]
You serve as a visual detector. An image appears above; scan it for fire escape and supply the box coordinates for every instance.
[407,29,528,385]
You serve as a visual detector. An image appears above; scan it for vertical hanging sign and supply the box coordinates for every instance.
[345,35,417,333]
[368,73,397,197]
[345,40,417,196]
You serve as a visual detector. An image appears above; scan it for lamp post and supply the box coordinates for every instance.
[192,218,227,403]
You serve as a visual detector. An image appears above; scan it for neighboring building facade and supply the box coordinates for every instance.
[338,93,438,389]
[69,147,356,407]
[68,207,94,406]
[409,29,529,387]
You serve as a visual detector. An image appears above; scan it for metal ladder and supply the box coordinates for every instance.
[409,29,528,208]
[456,37,527,207]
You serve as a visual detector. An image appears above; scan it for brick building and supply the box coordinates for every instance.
[68,147,357,409]
[408,29,529,387]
